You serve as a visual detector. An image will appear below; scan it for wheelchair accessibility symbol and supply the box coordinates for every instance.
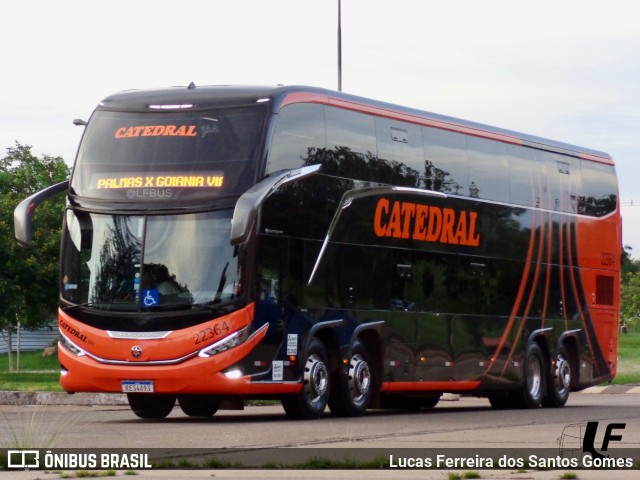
[142,289,159,307]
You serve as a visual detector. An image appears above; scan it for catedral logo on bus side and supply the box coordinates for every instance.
[373,197,481,246]
[114,125,197,138]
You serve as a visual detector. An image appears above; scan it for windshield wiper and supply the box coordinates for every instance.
[63,301,236,314]
[62,302,109,312]
[142,301,221,313]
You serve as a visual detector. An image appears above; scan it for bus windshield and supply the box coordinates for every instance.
[61,209,242,312]
[70,106,266,202]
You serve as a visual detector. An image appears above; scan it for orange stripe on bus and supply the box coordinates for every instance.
[281,92,524,145]
[380,381,481,392]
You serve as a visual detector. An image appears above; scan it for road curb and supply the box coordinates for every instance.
[0,390,127,406]
[580,384,640,394]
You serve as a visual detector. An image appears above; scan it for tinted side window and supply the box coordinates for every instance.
[266,103,326,173]
[325,106,377,158]
[422,127,469,195]
[580,161,618,217]
[375,117,423,172]
[324,106,417,184]
[467,136,509,202]
[538,151,581,213]
[508,145,545,208]
[317,107,382,183]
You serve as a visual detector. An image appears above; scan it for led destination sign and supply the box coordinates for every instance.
[90,172,224,190]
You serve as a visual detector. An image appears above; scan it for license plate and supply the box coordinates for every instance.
[121,380,154,393]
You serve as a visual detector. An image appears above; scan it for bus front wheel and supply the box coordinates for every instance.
[127,393,176,419]
[282,338,330,419]
[178,395,220,417]
[513,343,546,409]
[329,339,373,417]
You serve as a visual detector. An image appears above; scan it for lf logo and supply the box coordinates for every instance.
[582,421,626,458]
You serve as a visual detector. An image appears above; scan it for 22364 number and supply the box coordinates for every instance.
[193,321,230,345]
[601,252,616,267]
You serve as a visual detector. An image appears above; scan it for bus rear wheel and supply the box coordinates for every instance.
[329,339,373,417]
[127,393,176,419]
[282,338,330,420]
[178,395,221,417]
[542,347,571,408]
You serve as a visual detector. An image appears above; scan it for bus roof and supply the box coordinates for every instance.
[98,84,613,165]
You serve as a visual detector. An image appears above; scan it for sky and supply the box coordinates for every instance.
[2,0,640,255]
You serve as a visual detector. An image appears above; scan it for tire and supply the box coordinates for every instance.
[419,395,440,409]
[282,338,330,419]
[542,346,571,408]
[329,339,373,417]
[178,395,221,417]
[127,393,176,419]
[511,342,546,409]
[488,393,514,410]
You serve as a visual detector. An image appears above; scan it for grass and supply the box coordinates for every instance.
[448,473,481,480]
[0,350,62,391]
[0,371,61,391]
[613,331,640,384]
[0,397,76,449]
[2,332,640,391]
[60,471,117,478]
[463,472,482,479]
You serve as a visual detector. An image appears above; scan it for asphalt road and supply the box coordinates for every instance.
[2,391,640,479]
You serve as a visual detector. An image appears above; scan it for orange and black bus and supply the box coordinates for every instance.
[15,85,620,419]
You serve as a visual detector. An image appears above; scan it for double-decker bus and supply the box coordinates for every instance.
[15,85,620,419]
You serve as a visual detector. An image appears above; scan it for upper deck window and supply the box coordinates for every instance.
[537,150,581,213]
[71,106,267,202]
[579,160,618,217]
[466,136,510,202]
[266,103,326,173]
[422,127,470,195]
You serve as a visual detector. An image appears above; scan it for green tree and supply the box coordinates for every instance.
[0,142,69,370]
[620,245,640,331]
[621,245,640,276]
[621,272,640,331]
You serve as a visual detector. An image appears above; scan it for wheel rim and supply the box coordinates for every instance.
[303,354,329,404]
[527,353,542,399]
[347,354,371,404]
[554,355,571,393]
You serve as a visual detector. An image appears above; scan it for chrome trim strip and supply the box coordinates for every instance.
[60,331,197,366]
[107,330,172,339]
[89,351,199,366]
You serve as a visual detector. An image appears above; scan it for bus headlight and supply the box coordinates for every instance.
[198,325,251,358]
[59,333,86,357]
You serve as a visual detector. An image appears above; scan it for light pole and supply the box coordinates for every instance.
[338,0,342,91]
